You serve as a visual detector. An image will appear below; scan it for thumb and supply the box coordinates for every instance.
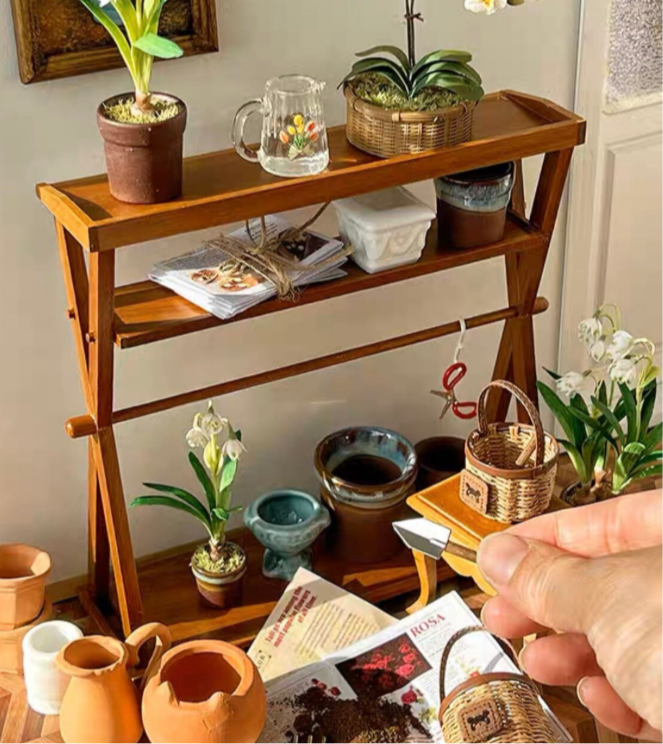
[477,533,604,634]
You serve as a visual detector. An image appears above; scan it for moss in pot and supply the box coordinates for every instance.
[77,0,188,204]
[131,401,248,609]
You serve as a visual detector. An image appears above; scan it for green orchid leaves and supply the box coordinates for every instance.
[342,46,484,104]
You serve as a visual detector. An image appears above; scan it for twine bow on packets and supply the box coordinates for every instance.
[202,203,353,300]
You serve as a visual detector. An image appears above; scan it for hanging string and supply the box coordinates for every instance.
[453,318,468,364]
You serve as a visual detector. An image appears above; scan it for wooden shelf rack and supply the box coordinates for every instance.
[38,90,585,641]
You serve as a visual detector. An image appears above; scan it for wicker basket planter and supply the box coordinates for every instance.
[439,627,560,743]
[461,380,559,523]
[344,85,476,159]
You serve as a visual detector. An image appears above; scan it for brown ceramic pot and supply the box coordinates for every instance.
[190,545,247,609]
[56,623,171,744]
[0,544,51,630]
[415,437,466,490]
[314,427,418,564]
[436,162,515,249]
[97,93,187,205]
[142,640,267,743]
[0,598,53,675]
[320,489,412,564]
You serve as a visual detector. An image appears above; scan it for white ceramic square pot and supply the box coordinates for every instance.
[334,187,435,274]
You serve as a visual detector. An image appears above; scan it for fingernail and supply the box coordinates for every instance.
[576,677,590,709]
[478,533,529,588]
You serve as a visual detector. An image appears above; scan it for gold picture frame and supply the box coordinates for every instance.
[9,0,219,84]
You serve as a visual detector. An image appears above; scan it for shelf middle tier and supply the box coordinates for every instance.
[114,216,545,349]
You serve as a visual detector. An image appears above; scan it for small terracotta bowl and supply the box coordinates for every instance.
[0,544,52,630]
[0,598,53,675]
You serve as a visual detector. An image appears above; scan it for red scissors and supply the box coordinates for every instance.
[431,362,478,421]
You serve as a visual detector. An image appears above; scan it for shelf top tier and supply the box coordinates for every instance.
[37,90,585,252]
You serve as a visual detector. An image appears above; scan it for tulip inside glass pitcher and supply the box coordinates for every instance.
[232,75,330,178]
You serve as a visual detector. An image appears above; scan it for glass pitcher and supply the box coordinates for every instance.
[232,75,330,178]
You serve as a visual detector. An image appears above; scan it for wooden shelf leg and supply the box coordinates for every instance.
[406,550,438,615]
[487,149,574,422]
[88,251,143,637]
[56,224,111,608]
[88,440,110,610]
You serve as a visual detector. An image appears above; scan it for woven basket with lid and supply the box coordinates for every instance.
[462,380,559,523]
[344,86,476,159]
[439,626,560,743]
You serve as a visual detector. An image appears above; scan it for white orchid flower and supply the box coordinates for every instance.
[464,0,507,14]
[578,317,603,343]
[588,339,608,363]
[609,358,639,389]
[556,371,594,400]
[606,330,634,361]
[223,438,247,462]
[186,426,208,449]
[200,401,227,437]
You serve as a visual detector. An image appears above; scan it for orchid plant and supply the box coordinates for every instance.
[79,0,183,115]
[539,305,661,501]
[131,401,246,566]
[465,0,538,14]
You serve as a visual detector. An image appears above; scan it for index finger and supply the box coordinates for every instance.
[507,489,662,557]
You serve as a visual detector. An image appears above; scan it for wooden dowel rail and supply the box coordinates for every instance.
[65,296,549,439]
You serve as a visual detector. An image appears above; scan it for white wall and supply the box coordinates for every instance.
[0,0,581,582]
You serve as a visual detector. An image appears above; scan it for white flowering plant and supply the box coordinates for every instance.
[131,401,246,566]
[538,305,661,499]
[464,0,537,15]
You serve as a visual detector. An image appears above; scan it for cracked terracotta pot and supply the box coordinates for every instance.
[142,640,267,743]
[0,544,51,630]
[56,622,171,744]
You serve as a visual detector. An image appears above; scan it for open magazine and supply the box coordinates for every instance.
[149,215,348,320]
[254,584,570,743]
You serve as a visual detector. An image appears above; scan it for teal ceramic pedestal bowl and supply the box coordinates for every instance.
[244,490,331,581]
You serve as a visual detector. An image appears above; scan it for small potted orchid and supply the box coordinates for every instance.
[77,0,187,204]
[538,305,661,505]
[131,401,248,608]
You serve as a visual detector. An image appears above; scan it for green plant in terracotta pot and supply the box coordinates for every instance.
[131,401,248,608]
[77,0,187,204]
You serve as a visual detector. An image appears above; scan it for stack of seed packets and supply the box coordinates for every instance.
[149,215,348,320]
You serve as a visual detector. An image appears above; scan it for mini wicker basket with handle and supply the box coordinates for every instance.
[439,626,560,743]
[462,380,559,523]
[344,86,476,159]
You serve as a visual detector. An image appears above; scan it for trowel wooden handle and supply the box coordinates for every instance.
[515,435,537,467]
[445,541,477,563]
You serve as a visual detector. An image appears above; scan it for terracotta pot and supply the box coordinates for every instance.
[142,640,267,743]
[314,427,418,564]
[0,598,53,675]
[97,93,187,205]
[191,544,247,609]
[415,437,466,490]
[0,544,51,630]
[56,622,171,744]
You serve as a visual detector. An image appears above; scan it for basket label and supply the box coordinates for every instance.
[460,470,489,514]
[456,697,504,742]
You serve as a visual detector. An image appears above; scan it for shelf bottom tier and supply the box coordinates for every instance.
[98,528,454,643]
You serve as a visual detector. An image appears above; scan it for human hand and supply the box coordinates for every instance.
[477,489,662,741]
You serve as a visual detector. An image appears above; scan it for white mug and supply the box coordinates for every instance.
[22,620,83,715]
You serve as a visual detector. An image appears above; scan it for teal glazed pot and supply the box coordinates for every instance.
[244,490,331,581]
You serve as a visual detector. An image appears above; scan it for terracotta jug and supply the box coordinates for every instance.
[56,623,172,744]
[142,640,267,743]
